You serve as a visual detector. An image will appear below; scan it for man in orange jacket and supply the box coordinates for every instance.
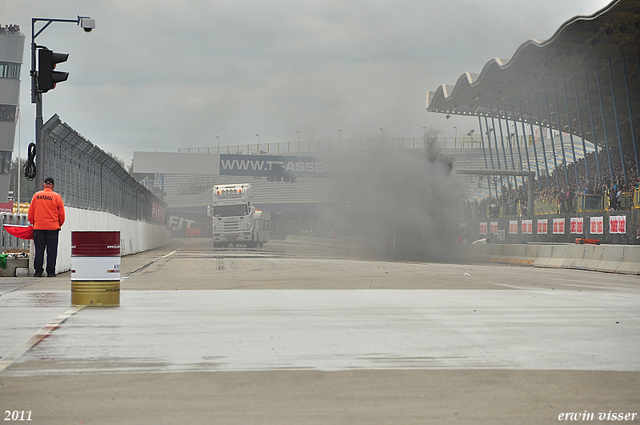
[28,177,65,277]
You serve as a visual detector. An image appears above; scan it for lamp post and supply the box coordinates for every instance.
[256,133,260,143]
[30,15,94,187]
[216,135,219,153]
[297,130,300,142]
[338,129,341,142]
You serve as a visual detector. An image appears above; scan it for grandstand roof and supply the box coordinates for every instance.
[426,0,640,156]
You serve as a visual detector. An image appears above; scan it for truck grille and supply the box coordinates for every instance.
[222,222,240,232]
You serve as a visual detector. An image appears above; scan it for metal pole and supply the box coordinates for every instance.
[518,97,532,172]
[526,92,542,187]
[496,109,514,190]
[484,115,499,196]
[572,74,589,180]
[503,110,516,172]
[596,65,615,180]
[477,116,492,198]
[511,106,524,170]
[534,93,550,189]
[625,54,640,178]
[585,73,602,182]
[489,110,502,170]
[477,117,489,169]
[608,56,627,183]
[552,84,569,187]
[562,74,580,186]
[483,116,496,169]
[31,20,45,188]
[544,91,560,187]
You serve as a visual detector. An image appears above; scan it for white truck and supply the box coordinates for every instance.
[208,183,270,248]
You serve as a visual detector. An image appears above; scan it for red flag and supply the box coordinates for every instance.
[3,224,34,240]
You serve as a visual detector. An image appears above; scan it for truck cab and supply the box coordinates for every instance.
[209,184,269,248]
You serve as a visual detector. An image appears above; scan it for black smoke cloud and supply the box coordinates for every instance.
[322,131,463,262]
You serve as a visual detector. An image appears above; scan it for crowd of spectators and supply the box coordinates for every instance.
[0,25,20,34]
[467,146,640,218]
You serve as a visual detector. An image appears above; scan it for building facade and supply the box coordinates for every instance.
[0,25,24,202]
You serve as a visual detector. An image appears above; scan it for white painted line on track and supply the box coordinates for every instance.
[0,306,85,373]
[122,248,180,280]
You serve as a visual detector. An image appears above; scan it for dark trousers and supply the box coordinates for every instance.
[33,229,60,276]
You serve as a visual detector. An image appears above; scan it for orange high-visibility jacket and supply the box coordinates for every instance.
[28,188,65,230]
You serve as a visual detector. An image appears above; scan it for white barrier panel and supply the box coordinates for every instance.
[461,243,639,275]
[561,245,586,270]
[547,245,569,268]
[576,245,604,271]
[502,244,527,264]
[522,245,539,265]
[617,246,640,274]
[488,244,505,262]
[532,245,553,268]
[598,245,626,273]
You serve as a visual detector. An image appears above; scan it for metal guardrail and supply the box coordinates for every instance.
[1,213,29,251]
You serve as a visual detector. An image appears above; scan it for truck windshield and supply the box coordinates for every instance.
[214,204,248,217]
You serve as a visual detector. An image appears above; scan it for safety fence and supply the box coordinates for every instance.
[40,115,165,223]
[1,115,167,254]
[467,188,640,220]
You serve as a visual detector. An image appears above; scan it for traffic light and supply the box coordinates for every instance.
[38,48,69,93]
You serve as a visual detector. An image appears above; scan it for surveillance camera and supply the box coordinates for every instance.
[79,18,95,32]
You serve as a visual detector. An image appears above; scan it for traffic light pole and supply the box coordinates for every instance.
[29,16,93,187]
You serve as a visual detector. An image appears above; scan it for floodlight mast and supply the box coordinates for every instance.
[29,16,94,187]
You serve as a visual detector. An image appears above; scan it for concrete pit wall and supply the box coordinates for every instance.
[460,243,640,275]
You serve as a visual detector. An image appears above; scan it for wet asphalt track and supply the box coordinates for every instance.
[1,238,639,424]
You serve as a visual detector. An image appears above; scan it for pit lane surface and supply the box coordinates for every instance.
[1,238,638,424]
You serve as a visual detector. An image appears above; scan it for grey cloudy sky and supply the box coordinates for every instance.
[4,0,612,165]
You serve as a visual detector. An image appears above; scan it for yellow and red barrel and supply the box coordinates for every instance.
[71,231,121,306]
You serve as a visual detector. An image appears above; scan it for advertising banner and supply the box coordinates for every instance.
[0,201,13,213]
[490,222,498,235]
[570,217,583,234]
[609,216,626,234]
[509,220,518,234]
[521,220,533,235]
[590,216,603,234]
[537,219,548,234]
[552,218,565,235]
[479,222,488,235]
